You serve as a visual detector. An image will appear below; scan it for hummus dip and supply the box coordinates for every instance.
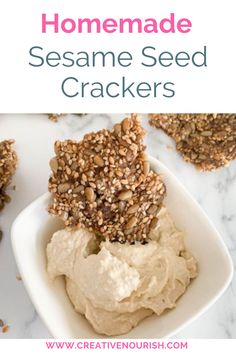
[47,207,198,336]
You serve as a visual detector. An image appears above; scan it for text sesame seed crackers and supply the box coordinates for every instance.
[48,114,166,243]
[149,114,236,171]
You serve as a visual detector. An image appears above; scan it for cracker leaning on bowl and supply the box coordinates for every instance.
[48,114,166,243]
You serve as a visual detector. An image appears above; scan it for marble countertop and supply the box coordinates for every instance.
[0,114,235,339]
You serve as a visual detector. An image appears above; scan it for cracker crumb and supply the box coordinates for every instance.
[2,325,9,333]
[48,113,65,122]
[48,114,166,243]
[166,145,174,151]
[149,114,236,171]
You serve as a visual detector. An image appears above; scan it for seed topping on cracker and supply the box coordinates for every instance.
[149,113,236,171]
[48,114,166,243]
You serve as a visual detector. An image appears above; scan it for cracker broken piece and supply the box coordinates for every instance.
[48,114,166,243]
[149,114,236,171]
[0,140,17,211]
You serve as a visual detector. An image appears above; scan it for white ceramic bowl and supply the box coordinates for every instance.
[11,157,233,338]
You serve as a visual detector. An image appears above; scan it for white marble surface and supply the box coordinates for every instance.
[0,114,235,339]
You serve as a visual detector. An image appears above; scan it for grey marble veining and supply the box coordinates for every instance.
[0,114,235,339]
